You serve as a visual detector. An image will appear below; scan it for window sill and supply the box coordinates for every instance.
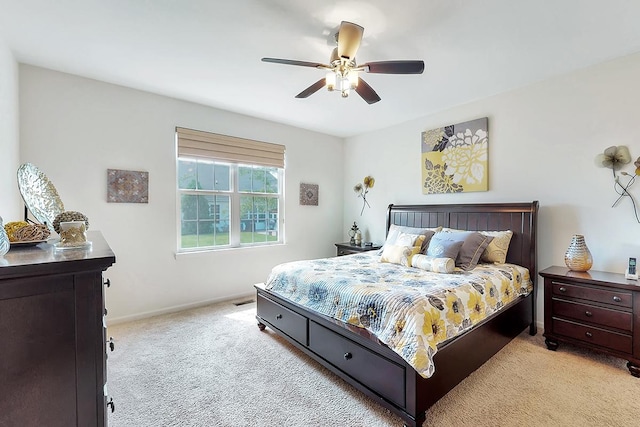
[174,242,286,259]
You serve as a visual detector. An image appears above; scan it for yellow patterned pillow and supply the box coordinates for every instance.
[380,233,426,266]
[479,230,513,264]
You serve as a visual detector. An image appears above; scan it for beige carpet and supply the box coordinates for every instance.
[107,300,640,427]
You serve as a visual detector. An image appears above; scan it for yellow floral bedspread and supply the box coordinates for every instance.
[265,252,532,378]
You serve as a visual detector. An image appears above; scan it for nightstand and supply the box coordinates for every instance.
[335,242,381,256]
[540,266,640,377]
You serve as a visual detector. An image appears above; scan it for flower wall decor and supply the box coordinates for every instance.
[595,146,640,223]
[354,176,375,215]
[421,117,488,194]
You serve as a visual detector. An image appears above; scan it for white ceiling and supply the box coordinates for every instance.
[1,0,640,138]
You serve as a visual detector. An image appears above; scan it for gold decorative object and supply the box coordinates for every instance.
[14,224,51,242]
[3,220,29,242]
[564,234,593,272]
[58,221,88,247]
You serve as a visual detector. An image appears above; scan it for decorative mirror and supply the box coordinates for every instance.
[17,163,65,232]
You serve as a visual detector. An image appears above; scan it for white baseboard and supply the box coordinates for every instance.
[107,291,255,325]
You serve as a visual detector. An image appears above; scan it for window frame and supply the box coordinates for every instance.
[176,157,284,252]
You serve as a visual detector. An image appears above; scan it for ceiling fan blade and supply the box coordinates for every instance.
[355,78,381,104]
[262,57,328,69]
[295,79,326,99]
[337,21,364,60]
[363,60,425,74]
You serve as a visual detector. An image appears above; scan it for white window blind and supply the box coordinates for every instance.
[176,127,285,168]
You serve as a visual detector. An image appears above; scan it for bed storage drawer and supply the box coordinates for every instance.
[257,294,308,345]
[308,320,405,407]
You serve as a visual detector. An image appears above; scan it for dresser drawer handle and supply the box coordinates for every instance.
[103,278,111,288]
[584,311,593,317]
[585,331,593,338]
[276,314,282,320]
[344,352,353,360]
[613,296,622,303]
[108,337,115,352]
[558,287,567,292]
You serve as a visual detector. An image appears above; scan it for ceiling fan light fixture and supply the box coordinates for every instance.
[348,71,359,89]
[325,72,336,91]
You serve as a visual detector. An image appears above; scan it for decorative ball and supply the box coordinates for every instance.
[53,211,90,234]
[4,221,29,242]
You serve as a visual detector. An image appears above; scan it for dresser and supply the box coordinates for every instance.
[0,231,116,426]
[540,266,640,377]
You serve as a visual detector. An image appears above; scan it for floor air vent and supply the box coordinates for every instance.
[233,299,255,306]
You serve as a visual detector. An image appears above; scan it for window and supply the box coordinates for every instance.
[176,127,285,251]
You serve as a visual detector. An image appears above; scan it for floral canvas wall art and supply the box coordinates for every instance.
[421,117,488,194]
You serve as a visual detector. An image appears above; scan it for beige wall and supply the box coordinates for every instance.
[344,52,640,326]
[19,65,344,322]
[0,38,21,220]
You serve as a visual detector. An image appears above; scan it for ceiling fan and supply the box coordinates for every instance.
[261,21,424,105]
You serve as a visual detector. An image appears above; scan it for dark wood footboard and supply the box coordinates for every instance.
[256,283,533,426]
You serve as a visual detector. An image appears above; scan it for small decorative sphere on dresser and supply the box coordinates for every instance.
[564,234,593,272]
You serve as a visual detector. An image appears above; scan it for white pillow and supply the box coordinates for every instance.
[411,254,456,273]
[379,224,441,254]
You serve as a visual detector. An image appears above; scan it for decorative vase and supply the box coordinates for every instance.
[0,216,9,257]
[564,234,593,272]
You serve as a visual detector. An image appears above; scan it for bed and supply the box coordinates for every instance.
[255,202,538,427]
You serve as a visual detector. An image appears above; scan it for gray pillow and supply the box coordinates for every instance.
[425,232,466,260]
[457,232,494,271]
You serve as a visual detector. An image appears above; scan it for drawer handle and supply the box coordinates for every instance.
[108,337,115,352]
[585,331,593,338]
[344,352,353,360]
[104,278,111,288]
[276,314,282,320]
[584,311,593,317]
[613,296,622,303]
[558,287,567,292]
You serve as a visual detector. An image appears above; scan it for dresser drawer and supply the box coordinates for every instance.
[257,294,308,345]
[552,318,632,354]
[552,282,632,308]
[308,320,405,407]
[552,299,633,332]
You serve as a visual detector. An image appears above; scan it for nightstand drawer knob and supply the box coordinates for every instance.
[344,352,353,360]
[585,311,593,317]
[585,331,593,338]
[276,314,282,320]
[559,287,567,292]
[613,296,622,302]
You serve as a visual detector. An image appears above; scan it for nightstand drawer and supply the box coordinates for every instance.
[257,294,308,345]
[552,299,633,332]
[553,318,632,354]
[552,281,632,308]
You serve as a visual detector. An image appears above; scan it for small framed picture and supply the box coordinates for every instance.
[299,183,319,206]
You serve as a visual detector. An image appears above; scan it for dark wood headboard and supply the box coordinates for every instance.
[386,202,539,278]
